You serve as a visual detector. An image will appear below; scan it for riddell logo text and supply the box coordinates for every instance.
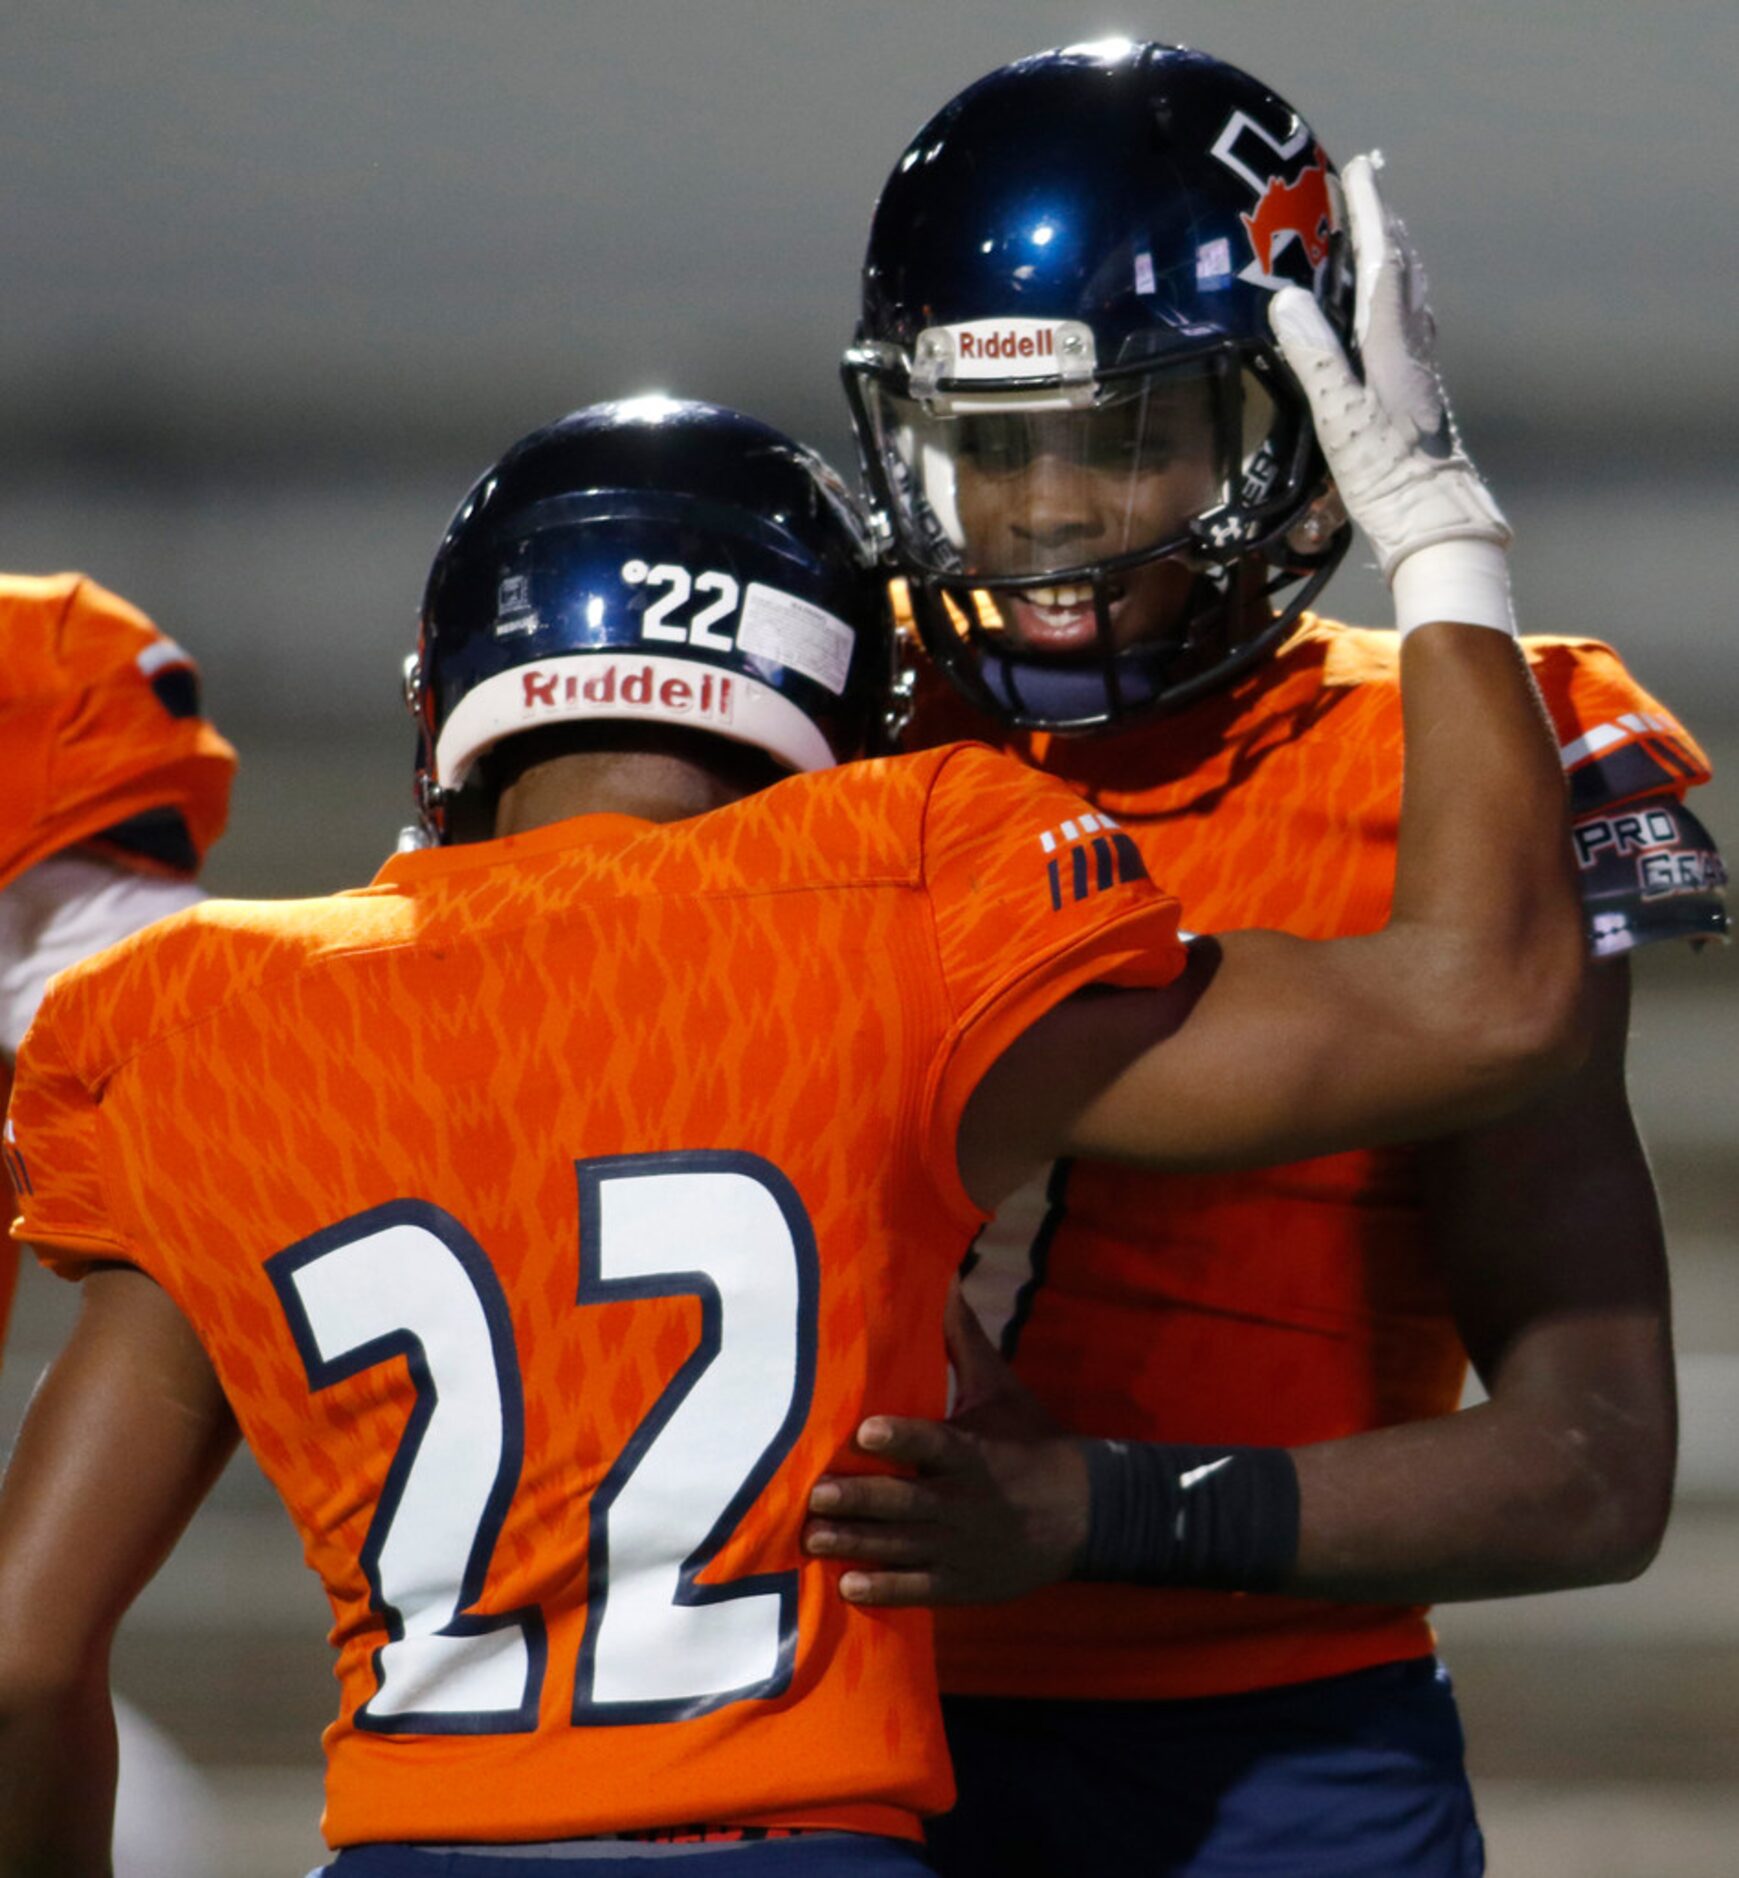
[519,663,734,724]
[957,328,1057,362]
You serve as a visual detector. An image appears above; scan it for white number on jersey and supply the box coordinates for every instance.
[575,1153,816,1720]
[267,1152,817,1734]
[269,1205,541,1732]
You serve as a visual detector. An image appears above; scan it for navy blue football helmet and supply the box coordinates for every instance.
[406,398,888,840]
[844,40,1356,732]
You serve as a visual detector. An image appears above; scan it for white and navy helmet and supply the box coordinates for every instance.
[845,41,1356,732]
[406,398,888,838]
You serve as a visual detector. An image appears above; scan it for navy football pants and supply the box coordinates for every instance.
[927,1657,1484,1877]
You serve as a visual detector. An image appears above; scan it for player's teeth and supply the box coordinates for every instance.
[1029,584,1093,610]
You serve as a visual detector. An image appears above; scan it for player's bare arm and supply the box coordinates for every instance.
[809,963,1674,1607]
[1287,957,1674,1600]
[956,159,1588,1214]
[0,1266,236,1878]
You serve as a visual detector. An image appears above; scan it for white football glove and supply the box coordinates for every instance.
[1270,152,1514,636]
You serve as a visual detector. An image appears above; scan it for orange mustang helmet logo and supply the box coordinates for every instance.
[1241,154,1334,278]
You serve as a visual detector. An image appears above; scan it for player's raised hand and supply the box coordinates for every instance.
[803,1291,1090,1606]
[1271,153,1514,636]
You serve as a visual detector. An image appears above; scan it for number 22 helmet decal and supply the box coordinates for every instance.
[406,399,888,839]
[844,41,1357,732]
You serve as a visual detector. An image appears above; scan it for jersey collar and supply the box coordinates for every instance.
[372,812,653,887]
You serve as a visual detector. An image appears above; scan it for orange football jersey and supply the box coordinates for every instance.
[927,614,1724,1701]
[0,572,236,1348]
[9,743,1184,1847]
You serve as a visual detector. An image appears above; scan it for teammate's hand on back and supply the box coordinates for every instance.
[1271,152,1514,637]
[804,1290,1089,1606]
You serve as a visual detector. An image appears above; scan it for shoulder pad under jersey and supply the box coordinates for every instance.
[1574,791,1728,957]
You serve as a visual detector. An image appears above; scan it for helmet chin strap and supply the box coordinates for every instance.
[936,530,1346,734]
[972,607,1186,729]
[1093,580,1126,719]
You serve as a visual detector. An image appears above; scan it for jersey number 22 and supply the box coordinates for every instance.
[267,1149,818,1733]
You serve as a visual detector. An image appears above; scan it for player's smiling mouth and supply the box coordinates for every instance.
[1007,579,1126,652]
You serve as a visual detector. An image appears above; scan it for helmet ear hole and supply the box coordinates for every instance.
[1285,488,1347,559]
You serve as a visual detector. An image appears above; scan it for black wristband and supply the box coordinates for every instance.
[1074,1440,1301,1591]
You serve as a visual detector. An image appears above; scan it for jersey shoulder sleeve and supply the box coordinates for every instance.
[1522,635,1712,811]
[0,574,238,891]
[1306,622,1715,814]
[4,902,218,1279]
[7,979,138,1278]
[1519,637,1727,953]
[6,889,406,1279]
[917,743,1188,1218]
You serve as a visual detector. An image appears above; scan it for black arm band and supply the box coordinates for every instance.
[1074,1440,1301,1591]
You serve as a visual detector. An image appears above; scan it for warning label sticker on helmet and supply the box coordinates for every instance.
[737,584,855,696]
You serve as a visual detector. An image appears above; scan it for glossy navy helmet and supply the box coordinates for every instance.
[844,40,1356,732]
[405,398,888,840]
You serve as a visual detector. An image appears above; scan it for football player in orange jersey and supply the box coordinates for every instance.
[822,41,1726,1878]
[0,382,1584,1878]
[0,575,236,1878]
[0,574,236,1350]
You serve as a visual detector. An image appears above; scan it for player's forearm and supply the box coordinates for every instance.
[0,1667,118,1878]
[1219,624,1598,1151]
[0,1269,234,1878]
[1286,1378,1674,1602]
[1283,1125,1676,1604]
[1072,1323,1671,1603]
[1393,621,1569,923]
[822,1379,1671,1608]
